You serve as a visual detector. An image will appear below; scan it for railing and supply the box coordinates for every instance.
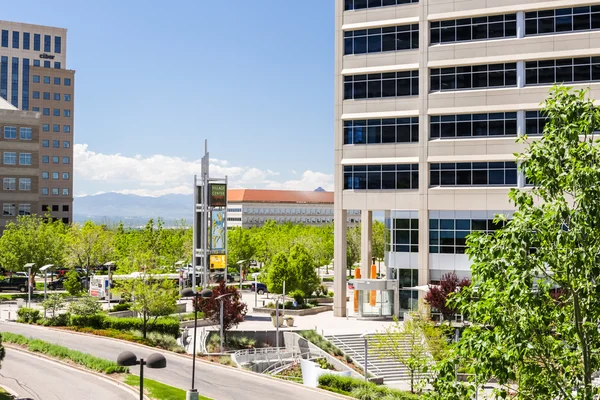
[326,334,384,377]
[232,347,289,365]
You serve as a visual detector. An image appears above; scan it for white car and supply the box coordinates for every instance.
[14,272,28,278]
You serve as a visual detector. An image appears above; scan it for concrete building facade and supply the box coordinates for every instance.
[0,99,41,232]
[333,0,600,317]
[0,21,74,224]
[226,189,360,228]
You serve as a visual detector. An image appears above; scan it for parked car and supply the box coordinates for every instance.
[47,277,66,291]
[0,277,29,292]
[14,272,29,278]
[250,282,268,295]
[213,273,234,283]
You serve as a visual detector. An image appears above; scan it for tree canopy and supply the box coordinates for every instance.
[428,87,600,400]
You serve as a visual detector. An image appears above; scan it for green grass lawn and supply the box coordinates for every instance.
[124,375,211,400]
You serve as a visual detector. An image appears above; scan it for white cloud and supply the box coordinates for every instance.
[74,144,333,197]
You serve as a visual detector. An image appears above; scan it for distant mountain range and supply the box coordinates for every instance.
[74,188,330,226]
[74,193,193,226]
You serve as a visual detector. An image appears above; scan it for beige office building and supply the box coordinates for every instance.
[0,100,40,232]
[227,189,360,228]
[0,21,74,224]
[333,0,600,317]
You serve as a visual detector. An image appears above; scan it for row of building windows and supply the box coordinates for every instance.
[33,107,72,117]
[0,31,61,54]
[42,204,69,212]
[344,164,419,190]
[42,140,70,148]
[430,63,517,92]
[343,111,548,143]
[42,172,70,180]
[3,152,32,166]
[2,203,31,216]
[344,118,419,144]
[344,24,419,55]
[244,207,334,215]
[344,5,600,46]
[3,126,32,140]
[430,14,516,45]
[391,218,419,253]
[430,162,518,187]
[245,217,335,224]
[33,92,72,102]
[226,208,242,213]
[41,124,71,133]
[41,156,70,164]
[32,76,71,86]
[344,0,417,10]
[40,187,69,196]
[429,217,507,253]
[525,57,600,85]
[2,178,31,191]
[344,71,419,99]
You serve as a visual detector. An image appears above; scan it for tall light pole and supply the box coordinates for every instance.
[104,261,115,310]
[24,263,35,307]
[40,264,54,302]
[117,351,166,400]
[175,260,185,294]
[214,292,233,353]
[181,287,213,400]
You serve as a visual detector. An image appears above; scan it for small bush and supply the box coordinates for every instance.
[111,302,131,312]
[70,313,107,329]
[328,291,334,297]
[40,313,70,326]
[17,307,40,324]
[318,374,419,400]
[351,385,381,400]
[106,317,180,337]
[315,358,335,370]
[289,289,305,305]
[69,296,102,317]
[299,330,344,357]
[2,332,127,374]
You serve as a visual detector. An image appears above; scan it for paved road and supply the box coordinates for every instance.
[0,322,343,400]
[0,347,135,399]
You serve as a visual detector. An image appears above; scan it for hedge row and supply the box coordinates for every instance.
[2,332,128,374]
[318,374,420,399]
[70,314,180,337]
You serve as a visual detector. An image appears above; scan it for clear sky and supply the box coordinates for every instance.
[3,1,335,196]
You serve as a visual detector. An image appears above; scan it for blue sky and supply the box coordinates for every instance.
[3,1,335,196]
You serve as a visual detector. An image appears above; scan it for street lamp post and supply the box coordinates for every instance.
[24,263,35,307]
[117,351,166,400]
[104,261,115,310]
[40,264,54,316]
[181,287,213,400]
[214,293,233,353]
[175,260,185,294]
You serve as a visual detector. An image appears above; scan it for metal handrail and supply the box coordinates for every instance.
[326,334,384,376]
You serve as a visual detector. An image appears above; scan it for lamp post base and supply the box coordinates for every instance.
[186,389,199,400]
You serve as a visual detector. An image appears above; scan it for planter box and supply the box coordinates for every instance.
[271,315,284,327]
[254,305,332,316]
[180,319,213,328]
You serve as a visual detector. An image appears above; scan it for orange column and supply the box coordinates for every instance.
[369,262,377,306]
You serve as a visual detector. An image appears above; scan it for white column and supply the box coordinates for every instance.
[517,61,525,88]
[360,210,373,279]
[516,11,525,39]
[333,209,347,317]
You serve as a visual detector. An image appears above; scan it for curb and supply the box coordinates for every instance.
[3,344,149,400]
[46,325,352,399]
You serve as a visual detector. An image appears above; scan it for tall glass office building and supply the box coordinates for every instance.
[333,0,600,318]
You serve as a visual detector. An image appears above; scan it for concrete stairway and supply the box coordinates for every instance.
[325,333,420,382]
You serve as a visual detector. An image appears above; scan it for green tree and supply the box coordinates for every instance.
[372,221,386,275]
[63,269,83,296]
[263,252,294,294]
[68,295,102,316]
[120,275,178,339]
[288,244,320,296]
[42,293,65,319]
[0,215,67,276]
[227,227,256,279]
[346,226,361,275]
[429,87,600,400]
[67,220,113,284]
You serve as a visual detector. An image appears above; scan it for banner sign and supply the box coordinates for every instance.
[210,254,226,270]
[209,183,227,207]
[210,209,225,251]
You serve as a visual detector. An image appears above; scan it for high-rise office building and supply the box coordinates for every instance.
[333,0,600,318]
[0,21,73,224]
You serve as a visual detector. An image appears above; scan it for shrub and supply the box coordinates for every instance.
[106,316,180,337]
[135,331,183,352]
[315,358,335,370]
[2,332,127,374]
[289,289,305,305]
[40,313,70,326]
[17,307,40,324]
[318,374,362,393]
[111,302,131,312]
[328,291,334,298]
[351,385,381,400]
[69,296,102,317]
[318,374,419,400]
[299,330,344,357]
[70,313,107,329]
